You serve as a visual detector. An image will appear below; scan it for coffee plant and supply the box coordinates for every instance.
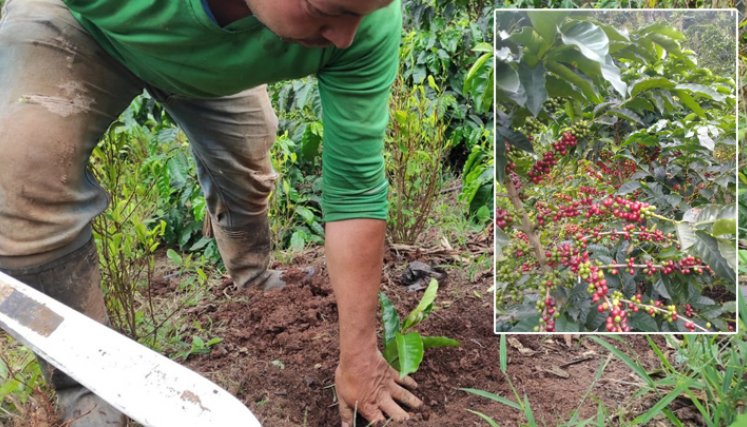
[495,11,737,332]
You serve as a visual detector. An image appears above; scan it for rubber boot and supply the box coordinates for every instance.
[206,213,287,290]
[0,240,127,427]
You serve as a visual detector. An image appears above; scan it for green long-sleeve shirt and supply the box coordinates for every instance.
[64,0,401,222]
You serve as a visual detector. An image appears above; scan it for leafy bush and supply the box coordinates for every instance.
[495,11,737,332]
[386,77,455,244]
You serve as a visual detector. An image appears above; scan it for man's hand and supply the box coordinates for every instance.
[325,219,422,425]
[335,351,422,426]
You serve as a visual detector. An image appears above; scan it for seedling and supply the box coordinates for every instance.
[379,279,459,378]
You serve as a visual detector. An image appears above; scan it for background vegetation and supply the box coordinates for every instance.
[0,0,745,426]
[0,0,494,423]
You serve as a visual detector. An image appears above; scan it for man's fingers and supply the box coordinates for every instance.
[379,395,411,422]
[390,382,423,409]
[358,405,386,426]
[392,372,418,389]
[337,394,355,426]
[386,365,417,389]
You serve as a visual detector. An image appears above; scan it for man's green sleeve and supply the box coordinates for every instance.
[317,5,401,223]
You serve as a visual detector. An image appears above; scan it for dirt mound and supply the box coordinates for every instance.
[181,243,661,427]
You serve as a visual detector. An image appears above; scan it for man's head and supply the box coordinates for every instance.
[244,0,393,49]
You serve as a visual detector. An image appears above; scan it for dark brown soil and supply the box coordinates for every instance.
[176,241,666,427]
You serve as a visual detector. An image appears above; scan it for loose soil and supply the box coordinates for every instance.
[171,237,668,427]
[6,229,677,427]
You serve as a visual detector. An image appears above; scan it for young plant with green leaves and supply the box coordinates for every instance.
[379,279,459,378]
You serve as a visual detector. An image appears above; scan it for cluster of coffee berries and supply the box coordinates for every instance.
[579,262,608,302]
[603,294,631,332]
[534,202,553,226]
[513,239,530,258]
[527,132,578,183]
[496,208,512,230]
[543,97,565,114]
[506,162,522,194]
[677,255,711,275]
[551,131,578,156]
[601,197,656,224]
[646,299,664,317]
[633,256,712,277]
[627,293,642,313]
[496,263,521,284]
[528,152,557,183]
[522,116,542,135]
[567,119,591,139]
[536,296,558,332]
[596,158,638,184]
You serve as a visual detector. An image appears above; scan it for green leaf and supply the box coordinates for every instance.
[598,23,630,42]
[299,121,323,162]
[628,311,658,332]
[527,11,568,43]
[383,339,399,367]
[728,411,747,427]
[692,231,736,284]
[630,77,676,97]
[617,180,641,195]
[675,83,727,103]
[500,335,508,374]
[600,55,627,97]
[508,27,549,66]
[464,53,493,113]
[289,230,307,252]
[638,22,685,41]
[559,21,609,63]
[495,62,527,107]
[379,292,401,344]
[465,410,500,427]
[461,388,522,411]
[523,395,537,426]
[166,248,182,266]
[649,33,683,55]
[395,332,424,378]
[716,239,737,271]
[587,336,655,388]
[676,222,697,251]
[546,62,600,103]
[609,107,642,125]
[401,279,438,331]
[696,126,715,151]
[712,219,736,236]
[421,335,460,349]
[518,62,547,117]
[674,90,705,117]
[631,379,693,425]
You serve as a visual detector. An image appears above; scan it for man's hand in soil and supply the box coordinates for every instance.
[335,352,422,425]
[325,219,423,425]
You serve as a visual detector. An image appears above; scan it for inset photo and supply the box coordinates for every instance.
[494,10,738,333]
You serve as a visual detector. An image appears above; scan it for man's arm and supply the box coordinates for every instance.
[325,219,422,425]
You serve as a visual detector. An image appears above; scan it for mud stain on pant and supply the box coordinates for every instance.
[19,94,93,117]
[19,81,94,118]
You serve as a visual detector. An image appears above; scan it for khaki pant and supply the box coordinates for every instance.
[0,0,278,275]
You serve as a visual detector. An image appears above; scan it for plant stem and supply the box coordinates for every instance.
[505,178,550,273]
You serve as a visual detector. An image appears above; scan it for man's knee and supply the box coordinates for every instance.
[0,111,107,263]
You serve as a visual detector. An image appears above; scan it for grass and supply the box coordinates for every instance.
[0,333,47,425]
[465,291,747,426]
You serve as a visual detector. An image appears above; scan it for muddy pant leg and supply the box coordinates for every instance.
[0,0,142,268]
[153,86,281,288]
[0,0,141,419]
